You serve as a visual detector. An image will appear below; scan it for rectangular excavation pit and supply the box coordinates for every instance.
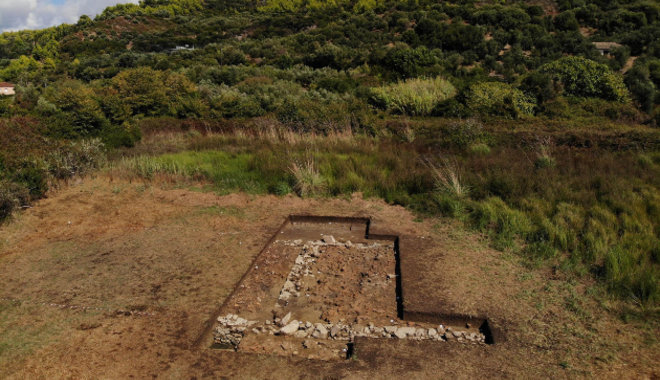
[209,215,498,361]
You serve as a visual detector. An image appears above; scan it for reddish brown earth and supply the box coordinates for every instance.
[218,222,398,325]
[288,241,398,325]
[0,176,658,379]
[213,219,486,361]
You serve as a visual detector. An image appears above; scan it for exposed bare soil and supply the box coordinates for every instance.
[214,219,485,361]
[284,240,397,325]
[0,176,658,379]
[219,223,398,326]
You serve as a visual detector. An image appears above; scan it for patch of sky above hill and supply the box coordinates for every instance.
[0,0,138,32]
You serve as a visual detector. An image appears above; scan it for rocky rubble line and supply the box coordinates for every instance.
[279,236,388,250]
[214,313,486,347]
[277,236,391,302]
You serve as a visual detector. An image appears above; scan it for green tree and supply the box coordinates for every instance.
[381,45,437,79]
[539,56,630,102]
[112,67,196,117]
[112,67,170,116]
[466,81,535,118]
[0,55,40,84]
[625,64,656,113]
[555,11,580,31]
[46,80,110,138]
[520,72,559,105]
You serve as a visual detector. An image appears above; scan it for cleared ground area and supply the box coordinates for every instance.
[0,177,658,378]
[213,218,486,361]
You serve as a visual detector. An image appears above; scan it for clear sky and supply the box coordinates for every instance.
[0,0,139,32]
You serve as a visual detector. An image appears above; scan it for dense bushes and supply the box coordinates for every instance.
[0,0,658,137]
[625,61,658,113]
[539,57,630,102]
[378,46,439,79]
[48,138,106,180]
[0,180,25,220]
[2,2,658,96]
[0,117,106,221]
[370,77,456,116]
[465,82,535,118]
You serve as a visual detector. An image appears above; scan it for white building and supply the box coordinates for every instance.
[0,82,15,96]
[593,42,622,56]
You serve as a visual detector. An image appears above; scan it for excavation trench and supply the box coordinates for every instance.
[208,215,498,360]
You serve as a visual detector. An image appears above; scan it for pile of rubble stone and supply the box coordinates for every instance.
[280,236,389,249]
[214,313,486,347]
[215,314,258,346]
[215,236,486,348]
[277,242,319,301]
[277,236,390,302]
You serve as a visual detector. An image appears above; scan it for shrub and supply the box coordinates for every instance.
[653,106,660,127]
[429,192,465,218]
[428,159,469,198]
[270,181,292,196]
[45,80,110,138]
[48,139,106,180]
[534,141,556,169]
[465,82,535,118]
[577,98,644,122]
[380,45,438,79]
[370,77,456,116]
[519,72,559,105]
[538,56,630,102]
[210,85,265,118]
[289,157,327,197]
[440,118,491,149]
[468,143,491,155]
[0,180,28,221]
[101,120,142,148]
[555,11,579,31]
[11,159,48,198]
[112,67,196,117]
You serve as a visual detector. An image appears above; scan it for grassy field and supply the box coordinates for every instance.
[108,121,660,310]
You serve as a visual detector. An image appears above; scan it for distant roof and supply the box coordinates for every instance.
[593,42,622,50]
[0,82,14,87]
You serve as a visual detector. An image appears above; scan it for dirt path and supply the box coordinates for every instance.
[0,177,657,379]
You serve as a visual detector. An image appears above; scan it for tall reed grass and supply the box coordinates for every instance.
[371,77,456,116]
[289,156,326,197]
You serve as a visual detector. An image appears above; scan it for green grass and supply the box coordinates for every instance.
[371,77,457,116]
[117,151,273,194]
[197,205,246,218]
[111,130,660,308]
